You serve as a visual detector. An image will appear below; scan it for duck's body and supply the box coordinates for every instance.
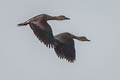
[54,32,90,63]
[18,14,70,48]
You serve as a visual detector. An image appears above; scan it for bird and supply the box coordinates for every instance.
[54,32,90,63]
[18,14,70,48]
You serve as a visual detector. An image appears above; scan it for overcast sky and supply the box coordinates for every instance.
[0,0,120,80]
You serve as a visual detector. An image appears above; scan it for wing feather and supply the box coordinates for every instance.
[29,23,55,48]
[54,39,75,63]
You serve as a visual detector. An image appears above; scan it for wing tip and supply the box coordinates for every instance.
[56,53,75,63]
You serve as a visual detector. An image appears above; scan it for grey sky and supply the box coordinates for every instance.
[0,0,120,80]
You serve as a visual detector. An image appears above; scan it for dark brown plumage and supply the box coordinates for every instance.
[18,14,70,48]
[54,32,90,63]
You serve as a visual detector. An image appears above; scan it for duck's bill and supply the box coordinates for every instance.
[65,17,70,20]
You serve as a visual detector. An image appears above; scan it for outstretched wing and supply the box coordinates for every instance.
[54,38,75,63]
[29,22,55,48]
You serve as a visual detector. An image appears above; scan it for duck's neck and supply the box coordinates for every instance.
[70,34,82,41]
[71,35,80,41]
[48,16,58,20]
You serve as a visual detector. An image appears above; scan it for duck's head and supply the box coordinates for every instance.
[71,34,90,41]
[54,15,70,20]
[76,36,90,41]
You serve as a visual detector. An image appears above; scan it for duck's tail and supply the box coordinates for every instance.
[17,20,30,26]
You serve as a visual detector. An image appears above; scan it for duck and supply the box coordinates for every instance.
[54,32,90,63]
[18,14,70,48]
